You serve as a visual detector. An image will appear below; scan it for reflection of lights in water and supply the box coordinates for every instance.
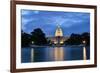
[54,47,64,61]
[31,48,34,62]
[83,46,87,62]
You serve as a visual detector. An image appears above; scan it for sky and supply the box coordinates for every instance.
[21,9,90,37]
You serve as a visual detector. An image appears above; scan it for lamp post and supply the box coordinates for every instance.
[32,41,34,44]
[82,40,86,46]
[83,40,86,44]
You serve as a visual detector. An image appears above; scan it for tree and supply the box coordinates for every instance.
[31,28,47,45]
[65,33,81,45]
[64,32,90,46]
[21,31,31,47]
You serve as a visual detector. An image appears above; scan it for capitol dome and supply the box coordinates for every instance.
[55,24,63,37]
[47,24,69,45]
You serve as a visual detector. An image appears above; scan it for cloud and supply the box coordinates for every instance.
[44,15,85,28]
[21,10,31,15]
[21,17,37,30]
[21,9,90,36]
[33,11,39,14]
[21,10,41,30]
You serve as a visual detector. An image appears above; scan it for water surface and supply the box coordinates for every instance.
[21,46,90,63]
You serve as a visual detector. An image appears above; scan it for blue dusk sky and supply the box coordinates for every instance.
[21,9,90,37]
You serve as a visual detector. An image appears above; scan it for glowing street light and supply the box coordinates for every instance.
[82,40,86,44]
[32,41,34,44]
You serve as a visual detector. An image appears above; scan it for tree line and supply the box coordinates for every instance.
[64,32,90,46]
[21,28,90,47]
[21,28,48,47]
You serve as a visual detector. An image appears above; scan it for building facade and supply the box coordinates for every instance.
[47,25,69,45]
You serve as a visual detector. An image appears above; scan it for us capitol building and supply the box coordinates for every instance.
[47,24,69,45]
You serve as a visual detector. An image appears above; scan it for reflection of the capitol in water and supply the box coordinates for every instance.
[30,46,87,63]
[50,47,64,61]
[54,47,64,61]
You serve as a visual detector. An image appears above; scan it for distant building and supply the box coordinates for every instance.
[47,24,69,45]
